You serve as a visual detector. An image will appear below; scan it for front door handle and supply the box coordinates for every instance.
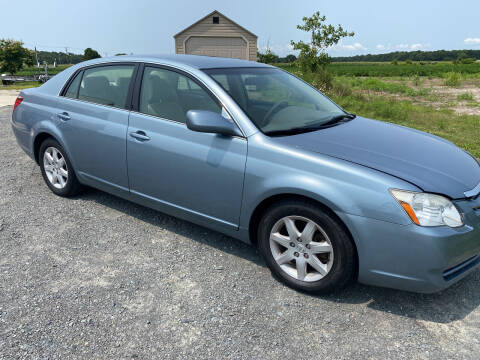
[129,130,151,141]
[57,112,71,121]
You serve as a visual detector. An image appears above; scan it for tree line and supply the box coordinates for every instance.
[332,49,480,62]
[0,39,104,75]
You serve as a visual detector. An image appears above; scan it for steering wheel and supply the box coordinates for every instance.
[263,100,289,125]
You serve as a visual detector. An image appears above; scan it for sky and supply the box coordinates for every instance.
[1,0,480,57]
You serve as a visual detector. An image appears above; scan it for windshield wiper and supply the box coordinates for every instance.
[264,127,321,136]
[264,113,356,137]
[316,113,356,127]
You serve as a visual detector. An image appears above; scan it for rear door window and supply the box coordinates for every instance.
[77,65,135,108]
[64,71,82,99]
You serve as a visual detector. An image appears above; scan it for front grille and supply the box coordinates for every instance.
[443,255,480,281]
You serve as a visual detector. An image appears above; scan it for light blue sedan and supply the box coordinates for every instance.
[11,55,480,293]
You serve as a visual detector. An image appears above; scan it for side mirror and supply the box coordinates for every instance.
[186,110,242,137]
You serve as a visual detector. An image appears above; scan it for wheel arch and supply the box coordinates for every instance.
[33,132,57,164]
[248,193,359,278]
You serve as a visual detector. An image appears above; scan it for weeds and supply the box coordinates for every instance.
[457,92,474,101]
[343,77,429,97]
[412,75,422,86]
[444,72,461,87]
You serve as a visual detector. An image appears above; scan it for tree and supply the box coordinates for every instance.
[0,39,32,75]
[284,54,297,63]
[24,49,35,67]
[83,48,101,60]
[257,49,279,64]
[291,11,354,72]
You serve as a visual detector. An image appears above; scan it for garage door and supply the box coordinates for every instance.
[185,36,247,60]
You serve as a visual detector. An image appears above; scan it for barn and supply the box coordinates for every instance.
[173,10,258,61]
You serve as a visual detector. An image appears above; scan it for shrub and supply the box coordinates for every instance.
[310,68,333,92]
[329,78,352,97]
[391,59,398,65]
[444,72,461,87]
[460,58,475,64]
[405,59,413,64]
[457,92,474,101]
[412,74,422,86]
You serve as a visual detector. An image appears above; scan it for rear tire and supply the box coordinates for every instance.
[257,199,355,294]
[39,138,82,197]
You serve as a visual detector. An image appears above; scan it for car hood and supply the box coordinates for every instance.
[272,116,480,199]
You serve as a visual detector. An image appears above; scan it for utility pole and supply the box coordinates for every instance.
[65,47,70,64]
[34,47,40,68]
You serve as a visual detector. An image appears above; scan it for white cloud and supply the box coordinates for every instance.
[376,44,385,50]
[464,37,480,45]
[410,43,422,50]
[338,42,367,51]
[395,43,409,49]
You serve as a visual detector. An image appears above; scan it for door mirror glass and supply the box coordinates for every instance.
[186,110,242,137]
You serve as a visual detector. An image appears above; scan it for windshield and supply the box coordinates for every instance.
[203,67,347,135]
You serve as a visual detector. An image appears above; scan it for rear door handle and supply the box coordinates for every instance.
[129,130,151,141]
[57,112,71,121]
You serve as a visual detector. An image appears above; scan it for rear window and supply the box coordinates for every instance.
[65,65,135,108]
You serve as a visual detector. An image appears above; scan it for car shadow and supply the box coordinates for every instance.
[78,187,264,267]
[79,188,480,324]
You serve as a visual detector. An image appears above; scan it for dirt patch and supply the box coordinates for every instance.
[375,78,480,116]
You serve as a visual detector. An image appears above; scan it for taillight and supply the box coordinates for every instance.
[13,96,23,111]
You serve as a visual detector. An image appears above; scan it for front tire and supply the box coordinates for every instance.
[257,199,356,294]
[39,138,81,197]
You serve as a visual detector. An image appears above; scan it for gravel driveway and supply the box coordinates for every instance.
[1,105,479,359]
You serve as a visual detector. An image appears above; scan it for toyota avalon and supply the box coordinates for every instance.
[11,55,480,293]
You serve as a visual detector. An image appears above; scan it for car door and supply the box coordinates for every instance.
[127,64,247,230]
[56,63,137,195]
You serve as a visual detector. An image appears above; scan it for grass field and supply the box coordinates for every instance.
[4,64,72,76]
[280,61,480,77]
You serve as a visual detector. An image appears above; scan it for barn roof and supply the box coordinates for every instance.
[173,10,257,39]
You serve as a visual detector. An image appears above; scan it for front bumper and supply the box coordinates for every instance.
[337,196,480,293]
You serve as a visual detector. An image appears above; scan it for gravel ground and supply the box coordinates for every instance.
[1,105,479,359]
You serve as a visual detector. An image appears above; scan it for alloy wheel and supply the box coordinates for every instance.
[43,147,68,189]
[269,216,334,282]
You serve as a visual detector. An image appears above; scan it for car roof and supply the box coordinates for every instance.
[82,54,272,70]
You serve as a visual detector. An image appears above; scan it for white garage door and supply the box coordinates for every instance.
[185,36,247,60]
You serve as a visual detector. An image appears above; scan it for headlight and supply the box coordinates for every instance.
[390,189,464,227]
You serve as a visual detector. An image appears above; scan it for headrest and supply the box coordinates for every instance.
[148,75,176,102]
[84,76,109,92]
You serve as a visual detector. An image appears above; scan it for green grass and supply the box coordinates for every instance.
[4,64,72,76]
[444,72,462,87]
[340,77,430,96]
[277,62,480,77]
[0,81,41,90]
[457,92,474,101]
